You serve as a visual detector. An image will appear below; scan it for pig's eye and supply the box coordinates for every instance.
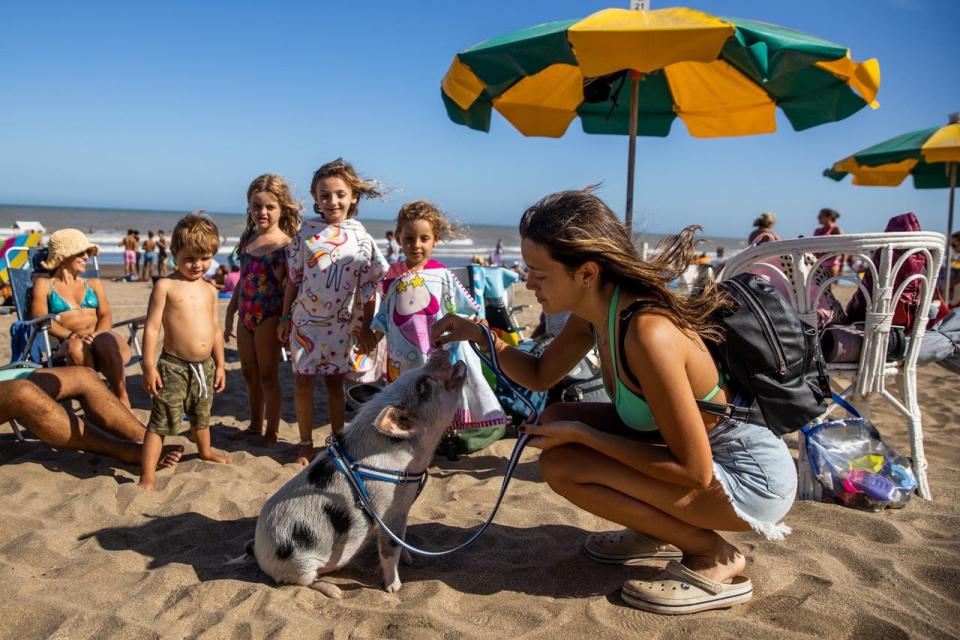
[415,376,433,399]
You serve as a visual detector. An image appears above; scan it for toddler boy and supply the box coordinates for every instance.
[138,213,229,489]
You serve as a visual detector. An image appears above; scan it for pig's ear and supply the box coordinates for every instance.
[373,405,414,439]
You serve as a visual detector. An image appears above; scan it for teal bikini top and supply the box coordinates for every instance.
[601,286,724,432]
[48,281,99,314]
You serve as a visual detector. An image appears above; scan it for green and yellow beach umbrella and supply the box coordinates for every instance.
[825,114,960,294]
[441,6,880,228]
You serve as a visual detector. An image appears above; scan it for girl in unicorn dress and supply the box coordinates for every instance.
[278,159,388,465]
[373,201,507,431]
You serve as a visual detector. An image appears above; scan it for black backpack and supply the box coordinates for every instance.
[618,273,830,436]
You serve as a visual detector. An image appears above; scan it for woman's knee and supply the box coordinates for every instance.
[65,339,85,364]
[538,444,585,488]
[93,332,124,357]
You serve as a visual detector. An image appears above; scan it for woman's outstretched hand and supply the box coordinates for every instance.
[430,313,485,348]
[521,421,589,451]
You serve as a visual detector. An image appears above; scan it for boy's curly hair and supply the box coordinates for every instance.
[395,200,456,242]
[310,158,382,218]
[171,212,220,257]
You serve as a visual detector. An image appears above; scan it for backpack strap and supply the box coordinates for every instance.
[617,300,751,422]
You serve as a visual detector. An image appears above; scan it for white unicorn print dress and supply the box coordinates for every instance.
[286,217,387,377]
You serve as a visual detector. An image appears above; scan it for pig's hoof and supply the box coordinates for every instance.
[384,578,402,593]
[309,580,343,599]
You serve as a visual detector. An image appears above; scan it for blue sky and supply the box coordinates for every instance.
[1,0,958,240]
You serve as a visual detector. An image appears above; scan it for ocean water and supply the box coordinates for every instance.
[0,204,748,268]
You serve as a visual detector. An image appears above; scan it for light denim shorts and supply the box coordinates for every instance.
[709,416,797,540]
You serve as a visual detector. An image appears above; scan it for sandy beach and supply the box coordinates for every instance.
[0,277,958,639]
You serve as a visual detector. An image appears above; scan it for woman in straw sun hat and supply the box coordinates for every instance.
[31,228,134,406]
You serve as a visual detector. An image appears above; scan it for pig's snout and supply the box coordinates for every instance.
[426,349,453,373]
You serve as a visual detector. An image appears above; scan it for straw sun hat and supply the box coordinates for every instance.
[40,228,99,270]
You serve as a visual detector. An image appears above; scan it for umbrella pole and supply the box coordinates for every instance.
[625,73,639,230]
[946,161,957,303]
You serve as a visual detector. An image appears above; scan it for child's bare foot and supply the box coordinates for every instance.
[229,427,262,441]
[137,477,156,491]
[296,443,315,466]
[199,450,231,464]
[259,430,280,447]
[158,444,184,470]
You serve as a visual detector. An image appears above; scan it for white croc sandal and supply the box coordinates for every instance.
[621,560,753,615]
[583,529,683,564]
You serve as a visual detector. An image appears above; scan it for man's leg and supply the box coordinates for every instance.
[28,367,144,442]
[0,379,141,464]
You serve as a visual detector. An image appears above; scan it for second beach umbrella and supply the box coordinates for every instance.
[825,113,960,296]
[441,6,880,228]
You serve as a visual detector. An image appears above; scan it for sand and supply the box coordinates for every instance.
[0,277,958,639]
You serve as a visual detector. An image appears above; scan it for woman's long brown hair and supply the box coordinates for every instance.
[519,189,731,343]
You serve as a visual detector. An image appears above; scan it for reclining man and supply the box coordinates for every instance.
[0,366,182,469]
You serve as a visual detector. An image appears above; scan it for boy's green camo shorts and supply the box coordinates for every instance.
[147,352,214,436]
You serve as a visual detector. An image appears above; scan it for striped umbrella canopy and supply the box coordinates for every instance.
[825,113,960,296]
[441,6,880,228]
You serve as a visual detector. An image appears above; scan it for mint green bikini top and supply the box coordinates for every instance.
[48,281,99,314]
[600,286,724,432]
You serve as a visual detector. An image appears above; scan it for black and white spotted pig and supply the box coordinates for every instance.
[253,350,467,598]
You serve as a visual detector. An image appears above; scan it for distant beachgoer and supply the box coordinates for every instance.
[223,174,299,446]
[31,229,134,406]
[221,265,240,296]
[212,265,229,289]
[119,230,138,279]
[949,232,960,305]
[139,213,230,490]
[133,231,142,273]
[510,260,528,281]
[385,230,400,265]
[0,365,183,470]
[492,238,504,266]
[278,158,388,465]
[814,208,845,277]
[157,230,169,276]
[432,190,795,615]
[141,230,157,281]
[692,252,715,295]
[710,246,727,274]
[748,212,779,245]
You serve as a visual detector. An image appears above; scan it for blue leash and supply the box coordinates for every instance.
[328,323,537,557]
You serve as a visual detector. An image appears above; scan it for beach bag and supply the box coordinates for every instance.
[619,273,830,436]
[803,396,916,511]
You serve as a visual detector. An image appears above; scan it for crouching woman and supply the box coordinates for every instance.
[431,190,796,614]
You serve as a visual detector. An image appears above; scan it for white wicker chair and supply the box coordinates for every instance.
[719,232,945,499]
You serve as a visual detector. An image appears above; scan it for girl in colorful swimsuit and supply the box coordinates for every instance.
[278,159,388,465]
[224,174,300,445]
[372,201,507,431]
